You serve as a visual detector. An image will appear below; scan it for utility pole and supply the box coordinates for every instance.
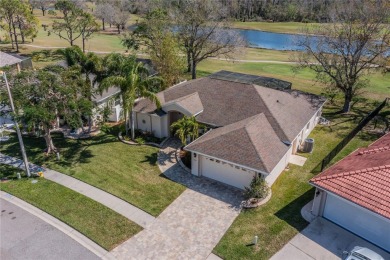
[0,71,31,177]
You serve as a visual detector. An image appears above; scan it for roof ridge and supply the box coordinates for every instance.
[312,165,390,182]
[358,146,390,155]
[244,113,269,172]
[165,91,200,104]
[254,85,290,142]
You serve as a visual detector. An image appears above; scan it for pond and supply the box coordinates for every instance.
[237,29,318,51]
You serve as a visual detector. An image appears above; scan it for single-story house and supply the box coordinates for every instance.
[310,133,390,251]
[0,51,32,72]
[134,71,325,188]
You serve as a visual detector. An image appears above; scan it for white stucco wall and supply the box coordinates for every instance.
[135,112,167,138]
[161,115,169,137]
[191,152,200,176]
[265,145,293,186]
[136,112,152,133]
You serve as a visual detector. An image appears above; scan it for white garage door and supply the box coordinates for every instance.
[201,157,255,189]
[323,193,390,251]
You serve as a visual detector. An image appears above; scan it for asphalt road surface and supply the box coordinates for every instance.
[0,198,99,260]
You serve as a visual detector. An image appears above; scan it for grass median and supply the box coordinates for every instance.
[0,164,142,251]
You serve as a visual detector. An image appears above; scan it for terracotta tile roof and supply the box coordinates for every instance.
[310,133,390,219]
[185,113,290,172]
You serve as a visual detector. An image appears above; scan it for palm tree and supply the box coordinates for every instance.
[170,116,202,145]
[57,46,102,132]
[99,54,163,139]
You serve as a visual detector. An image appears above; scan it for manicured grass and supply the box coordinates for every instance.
[197,59,390,100]
[213,102,389,259]
[0,164,141,251]
[231,21,318,34]
[0,129,185,216]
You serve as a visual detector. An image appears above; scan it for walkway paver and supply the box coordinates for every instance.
[0,153,155,228]
[109,138,243,259]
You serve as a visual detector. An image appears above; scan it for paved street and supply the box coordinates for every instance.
[0,199,99,260]
[271,217,390,260]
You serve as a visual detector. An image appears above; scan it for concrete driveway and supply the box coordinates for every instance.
[271,217,390,260]
[0,199,99,260]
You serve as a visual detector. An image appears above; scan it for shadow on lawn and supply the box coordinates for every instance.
[274,188,315,231]
[1,132,118,168]
[141,153,158,166]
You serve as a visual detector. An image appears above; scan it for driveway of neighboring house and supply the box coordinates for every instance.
[108,138,244,260]
[0,199,99,260]
[271,217,390,260]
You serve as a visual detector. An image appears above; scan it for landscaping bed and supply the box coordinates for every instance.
[0,165,141,251]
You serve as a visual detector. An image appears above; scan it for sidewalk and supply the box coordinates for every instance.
[0,153,155,228]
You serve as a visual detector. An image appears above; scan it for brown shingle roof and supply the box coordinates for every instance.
[310,133,390,219]
[185,113,290,172]
[165,92,203,115]
[134,75,324,142]
[135,72,325,173]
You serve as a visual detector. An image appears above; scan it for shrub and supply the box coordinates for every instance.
[243,176,269,200]
[135,137,145,144]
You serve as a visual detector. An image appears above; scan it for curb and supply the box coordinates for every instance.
[0,191,109,259]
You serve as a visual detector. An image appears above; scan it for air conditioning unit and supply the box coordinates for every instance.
[302,138,314,153]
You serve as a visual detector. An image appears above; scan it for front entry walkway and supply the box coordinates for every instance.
[109,138,243,259]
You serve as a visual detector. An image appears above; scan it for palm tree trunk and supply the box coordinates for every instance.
[131,110,135,140]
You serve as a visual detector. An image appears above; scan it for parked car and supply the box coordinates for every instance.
[344,246,385,260]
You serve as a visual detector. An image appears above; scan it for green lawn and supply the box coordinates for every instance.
[0,129,185,216]
[197,59,390,101]
[0,164,141,251]
[231,21,318,34]
[213,102,389,259]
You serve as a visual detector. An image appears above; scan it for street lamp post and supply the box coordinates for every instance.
[0,71,31,177]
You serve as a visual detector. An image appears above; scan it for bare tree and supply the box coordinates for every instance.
[173,0,245,79]
[296,0,390,112]
[29,0,54,16]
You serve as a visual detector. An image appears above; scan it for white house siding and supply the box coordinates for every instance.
[265,145,293,186]
[323,193,390,251]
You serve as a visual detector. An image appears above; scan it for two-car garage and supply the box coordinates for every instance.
[192,154,256,190]
[323,193,390,251]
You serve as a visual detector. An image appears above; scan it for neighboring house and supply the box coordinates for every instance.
[57,58,157,125]
[92,87,122,123]
[134,71,325,188]
[0,52,32,127]
[0,51,32,72]
[310,133,390,251]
